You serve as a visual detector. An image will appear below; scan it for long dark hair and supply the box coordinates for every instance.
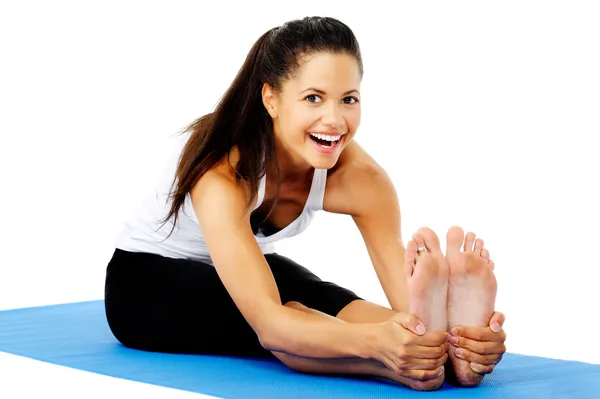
[159,16,363,236]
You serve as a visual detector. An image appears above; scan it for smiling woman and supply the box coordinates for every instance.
[262,51,361,166]
[104,16,506,392]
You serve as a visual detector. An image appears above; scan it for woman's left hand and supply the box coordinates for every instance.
[449,311,507,375]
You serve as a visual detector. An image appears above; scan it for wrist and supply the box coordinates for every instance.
[350,323,379,360]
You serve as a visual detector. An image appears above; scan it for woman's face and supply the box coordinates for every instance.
[263,51,362,171]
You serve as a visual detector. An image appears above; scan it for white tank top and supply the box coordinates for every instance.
[115,132,327,265]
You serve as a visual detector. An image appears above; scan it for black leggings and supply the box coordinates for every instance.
[104,248,362,357]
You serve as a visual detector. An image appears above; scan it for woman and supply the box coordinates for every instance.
[105,16,506,391]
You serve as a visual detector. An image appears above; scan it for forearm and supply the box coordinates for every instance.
[367,240,409,313]
[378,265,409,313]
[259,305,374,359]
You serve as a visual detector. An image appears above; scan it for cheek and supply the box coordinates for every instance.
[345,109,361,132]
[284,107,317,135]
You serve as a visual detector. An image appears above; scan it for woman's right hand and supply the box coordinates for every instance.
[369,312,450,381]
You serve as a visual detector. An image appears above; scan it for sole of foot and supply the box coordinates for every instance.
[405,227,450,332]
[445,226,497,387]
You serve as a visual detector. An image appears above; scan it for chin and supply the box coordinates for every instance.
[306,153,341,170]
[310,161,336,170]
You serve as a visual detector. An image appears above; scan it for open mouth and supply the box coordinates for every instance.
[308,132,342,148]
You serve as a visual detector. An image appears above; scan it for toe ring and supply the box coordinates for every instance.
[417,245,428,253]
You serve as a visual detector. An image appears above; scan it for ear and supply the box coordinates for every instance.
[261,83,279,118]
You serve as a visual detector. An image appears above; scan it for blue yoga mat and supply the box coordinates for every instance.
[0,301,598,398]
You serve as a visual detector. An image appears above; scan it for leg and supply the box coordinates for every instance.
[266,250,448,391]
[104,248,270,357]
[104,249,444,391]
[335,298,398,323]
[273,302,444,391]
[445,227,498,387]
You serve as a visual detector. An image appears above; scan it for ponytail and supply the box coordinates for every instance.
[158,27,279,237]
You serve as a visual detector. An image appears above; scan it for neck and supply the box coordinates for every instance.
[270,137,313,182]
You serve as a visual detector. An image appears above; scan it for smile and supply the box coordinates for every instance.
[308,132,342,148]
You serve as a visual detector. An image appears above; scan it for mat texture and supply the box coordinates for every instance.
[0,301,598,398]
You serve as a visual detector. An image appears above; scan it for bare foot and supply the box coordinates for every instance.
[405,227,449,333]
[445,226,497,387]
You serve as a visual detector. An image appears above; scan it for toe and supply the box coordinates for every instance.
[417,227,442,252]
[412,232,428,256]
[446,226,464,254]
[481,248,490,261]
[405,240,417,277]
[488,259,495,271]
[474,238,484,256]
[464,232,476,252]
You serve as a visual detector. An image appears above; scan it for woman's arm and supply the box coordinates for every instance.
[324,142,409,312]
[191,167,373,359]
[351,168,409,312]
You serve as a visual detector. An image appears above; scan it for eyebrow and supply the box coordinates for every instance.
[300,88,360,96]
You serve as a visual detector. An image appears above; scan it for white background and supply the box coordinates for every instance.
[1,2,599,390]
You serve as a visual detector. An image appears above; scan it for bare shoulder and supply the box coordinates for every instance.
[189,147,256,220]
[324,140,398,218]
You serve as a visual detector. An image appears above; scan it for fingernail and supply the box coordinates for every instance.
[437,366,444,376]
[491,322,501,333]
[449,336,459,345]
[451,328,458,336]
[416,324,426,335]
[455,349,463,357]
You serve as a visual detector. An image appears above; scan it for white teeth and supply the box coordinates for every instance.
[309,133,341,142]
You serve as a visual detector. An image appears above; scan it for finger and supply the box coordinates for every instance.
[454,348,502,366]
[470,362,495,375]
[405,342,450,360]
[410,330,450,347]
[401,353,448,371]
[380,356,402,376]
[489,311,506,333]
[401,366,445,381]
[452,326,506,343]
[450,335,506,355]
[393,312,427,336]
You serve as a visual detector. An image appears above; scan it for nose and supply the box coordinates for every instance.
[321,101,346,130]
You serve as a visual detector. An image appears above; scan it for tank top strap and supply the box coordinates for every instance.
[254,173,267,210]
[306,168,327,211]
